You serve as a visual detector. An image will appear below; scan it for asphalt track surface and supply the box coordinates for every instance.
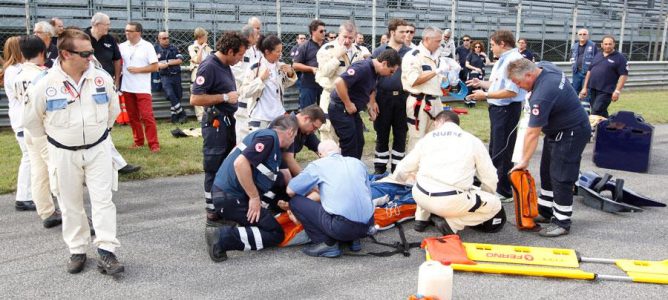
[2,125,667,299]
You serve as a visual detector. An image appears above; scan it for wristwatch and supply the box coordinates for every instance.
[223,94,229,103]
[484,92,489,99]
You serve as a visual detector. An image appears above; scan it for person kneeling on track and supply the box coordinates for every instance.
[285,140,375,258]
[394,111,504,235]
[205,115,298,262]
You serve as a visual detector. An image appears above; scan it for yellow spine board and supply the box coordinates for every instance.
[462,243,580,268]
[625,272,668,284]
[615,259,668,275]
[451,263,596,281]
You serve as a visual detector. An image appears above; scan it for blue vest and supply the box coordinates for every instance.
[213,129,282,199]
[571,40,597,74]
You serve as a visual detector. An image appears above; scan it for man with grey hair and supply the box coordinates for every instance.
[85,12,142,175]
[33,21,58,68]
[570,28,597,110]
[400,25,448,152]
[507,59,590,237]
[232,23,262,143]
[248,17,262,35]
[439,29,456,59]
[205,115,297,262]
[315,20,366,142]
[286,139,375,258]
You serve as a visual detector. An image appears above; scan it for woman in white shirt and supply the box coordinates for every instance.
[2,36,35,210]
[239,35,297,135]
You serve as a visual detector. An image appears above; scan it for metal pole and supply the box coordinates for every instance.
[315,0,320,19]
[661,13,668,61]
[127,0,132,22]
[619,0,627,53]
[541,19,545,60]
[450,0,457,37]
[276,0,281,39]
[372,0,376,49]
[24,0,30,35]
[571,1,578,49]
[515,0,522,40]
[164,0,169,33]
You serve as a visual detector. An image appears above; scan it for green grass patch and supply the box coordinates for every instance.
[2,89,667,194]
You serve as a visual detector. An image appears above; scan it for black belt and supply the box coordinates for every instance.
[409,93,436,100]
[238,102,247,108]
[416,183,460,197]
[380,89,406,96]
[47,129,109,151]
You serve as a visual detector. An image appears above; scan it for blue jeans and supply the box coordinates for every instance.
[571,71,591,108]
[299,86,322,109]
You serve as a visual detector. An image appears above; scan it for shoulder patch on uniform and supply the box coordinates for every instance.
[250,62,260,70]
[195,76,205,85]
[94,76,105,87]
[532,104,540,116]
[347,68,355,76]
[412,49,420,56]
[255,142,265,152]
[325,45,334,50]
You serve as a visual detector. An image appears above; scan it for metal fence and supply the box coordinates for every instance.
[1,0,667,63]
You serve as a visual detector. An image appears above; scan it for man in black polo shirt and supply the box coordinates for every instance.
[86,13,122,88]
[455,35,472,82]
[329,50,401,159]
[580,35,628,118]
[508,59,590,237]
[190,32,249,226]
[84,12,140,175]
[279,104,326,176]
[371,18,412,174]
[293,20,326,109]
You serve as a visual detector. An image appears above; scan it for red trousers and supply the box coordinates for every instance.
[123,92,159,149]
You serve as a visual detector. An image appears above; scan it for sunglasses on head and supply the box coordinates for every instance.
[68,49,95,58]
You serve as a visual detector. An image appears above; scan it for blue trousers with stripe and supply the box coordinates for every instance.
[211,185,284,251]
[538,122,591,229]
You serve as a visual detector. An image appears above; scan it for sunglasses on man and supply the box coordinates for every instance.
[68,49,95,58]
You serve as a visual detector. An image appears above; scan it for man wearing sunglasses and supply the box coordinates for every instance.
[119,21,160,153]
[455,35,472,83]
[293,19,326,109]
[24,28,124,275]
[154,32,186,124]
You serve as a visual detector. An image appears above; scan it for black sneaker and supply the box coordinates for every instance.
[97,249,125,275]
[15,200,36,211]
[67,254,87,274]
[118,164,141,175]
[414,220,430,232]
[43,209,62,228]
[177,112,188,124]
[430,215,455,235]
[205,227,228,262]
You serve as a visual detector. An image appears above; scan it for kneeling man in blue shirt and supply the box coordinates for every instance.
[287,140,375,258]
